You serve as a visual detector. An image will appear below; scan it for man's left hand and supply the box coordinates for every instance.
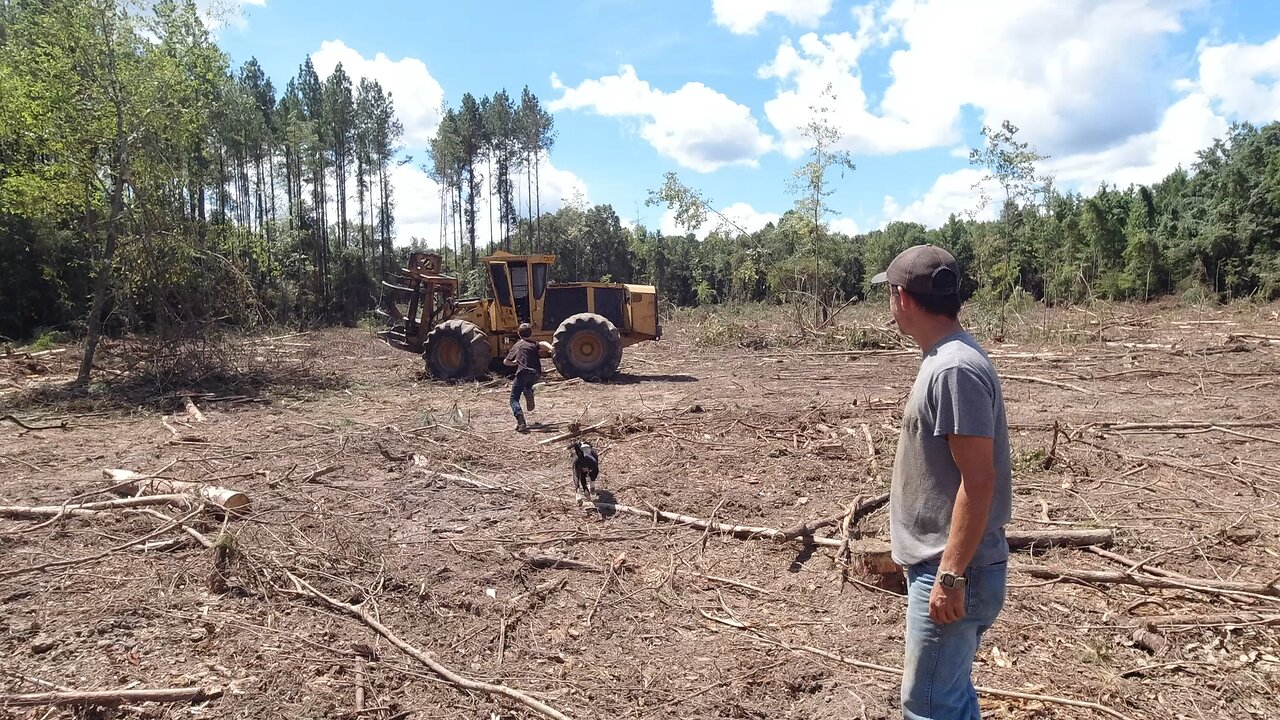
[929,581,966,624]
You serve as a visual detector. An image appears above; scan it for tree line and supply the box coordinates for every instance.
[428,88,556,271]
[432,119,1280,313]
[0,0,408,381]
[3,0,1279,380]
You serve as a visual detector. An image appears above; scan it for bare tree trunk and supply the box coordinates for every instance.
[379,158,391,275]
[267,149,278,269]
[534,149,541,252]
[526,152,533,250]
[487,154,494,253]
[78,13,129,388]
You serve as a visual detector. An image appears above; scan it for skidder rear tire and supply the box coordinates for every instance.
[553,313,622,381]
[424,320,490,381]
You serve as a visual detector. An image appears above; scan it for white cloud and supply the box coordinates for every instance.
[1048,93,1228,189]
[389,162,445,246]
[881,0,1193,155]
[830,217,860,236]
[659,202,780,239]
[881,168,998,228]
[387,157,588,247]
[760,1,1199,158]
[712,0,833,35]
[549,65,774,172]
[758,13,911,157]
[1190,33,1280,123]
[719,202,782,234]
[310,40,445,148]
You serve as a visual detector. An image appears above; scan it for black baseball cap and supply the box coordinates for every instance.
[870,244,959,296]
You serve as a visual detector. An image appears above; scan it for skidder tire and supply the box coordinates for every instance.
[424,320,490,381]
[553,313,622,381]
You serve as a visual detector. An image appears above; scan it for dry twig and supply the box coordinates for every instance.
[286,571,573,720]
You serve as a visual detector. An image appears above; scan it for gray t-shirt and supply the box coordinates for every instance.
[889,330,1012,567]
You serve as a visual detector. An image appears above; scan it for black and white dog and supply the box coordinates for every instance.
[568,440,599,498]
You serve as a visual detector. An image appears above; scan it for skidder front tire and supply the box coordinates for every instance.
[424,320,490,381]
[553,313,622,381]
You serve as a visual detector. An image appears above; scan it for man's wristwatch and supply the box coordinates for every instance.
[938,570,967,589]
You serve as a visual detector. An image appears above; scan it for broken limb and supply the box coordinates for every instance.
[440,472,1111,553]
[0,686,222,708]
[536,420,609,446]
[0,494,195,520]
[1016,563,1280,600]
[0,414,67,432]
[0,508,202,578]
[286,572,573,720]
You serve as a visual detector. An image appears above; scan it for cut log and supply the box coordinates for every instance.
[848,540,899,575]
[103,469,249,513]
[1006,528,1113,550]
[0,687,221,708]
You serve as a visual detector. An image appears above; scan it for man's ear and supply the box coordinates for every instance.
[896,287,916,312]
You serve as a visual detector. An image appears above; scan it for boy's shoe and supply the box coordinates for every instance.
[515,419,529,433]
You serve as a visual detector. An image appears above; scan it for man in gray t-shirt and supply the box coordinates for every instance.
[871,244,1012,720]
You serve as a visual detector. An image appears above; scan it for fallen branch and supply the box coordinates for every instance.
[1129,613,1280,630]
[0,686,222,708]
[1084,546,1187,579]
[537,421,609,446]
[0,508,203,578]
[1016,563,1280,600]
[700,612,1135,720]
[1093,420,1280,432]
[104,468,249,513]
[0,414,67,432]
[441,473,1109,554]
[135,508,214,548]
[778,491,890,538]
[286,572,573,720]
[835,496,862,588]
[1002,374,1093,394]
[0,494,194,520]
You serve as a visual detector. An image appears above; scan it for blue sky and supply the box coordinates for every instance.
[217,0,1280,245]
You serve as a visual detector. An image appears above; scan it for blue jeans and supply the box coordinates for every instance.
[902,559,1007,719]
[510,371,537,420]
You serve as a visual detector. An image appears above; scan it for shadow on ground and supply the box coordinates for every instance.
[611,372,699,385]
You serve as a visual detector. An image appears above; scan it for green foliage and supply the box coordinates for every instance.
[0,0,404,348]
[5,1,1280,357]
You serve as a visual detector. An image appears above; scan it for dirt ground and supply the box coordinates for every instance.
[2,301,1279,720]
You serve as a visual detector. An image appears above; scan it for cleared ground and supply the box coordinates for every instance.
[2,301,1278,719]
